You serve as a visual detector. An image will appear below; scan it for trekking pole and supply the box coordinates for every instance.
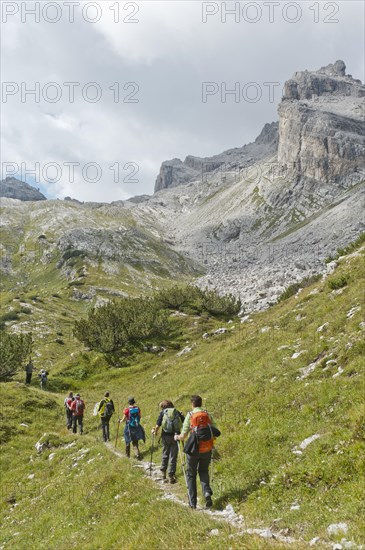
[177,440,193,507]
[149,433,155,476]
[115,418,120,449]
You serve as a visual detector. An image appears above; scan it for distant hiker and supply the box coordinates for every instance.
[38,369,48,390]
[97,391,115,442]
[64,391,74,430]
[25,359,36,385]
[120,397,145,459]
[175,395,220,509]
[71,393,85,434]
[152,400,184,483]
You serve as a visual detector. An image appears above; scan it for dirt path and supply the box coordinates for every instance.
[106,443,300,546]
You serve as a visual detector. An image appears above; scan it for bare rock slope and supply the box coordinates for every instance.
[140,61,365,311]
[1,61,364,313]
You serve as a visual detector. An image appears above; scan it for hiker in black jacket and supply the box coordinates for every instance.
[97,392,115,442]
[24,359,36,385]
[152,400,184,484]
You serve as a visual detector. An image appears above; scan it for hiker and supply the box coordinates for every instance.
[38,369,48,390]
[175,395,220,509]
[24,359,36,385]
[64,391,74,430]
[97,391,115,442]
[119,397,145,459]
[152,400,184,484]
[70,393,85,434]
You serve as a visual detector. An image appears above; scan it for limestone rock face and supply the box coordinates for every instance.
[154,158,199,192]
[278,61,365,185]
[0,177,47,201]
[154,122,279,192]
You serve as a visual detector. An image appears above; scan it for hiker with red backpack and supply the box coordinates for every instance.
[71,393,85,434]
[151,400,185,484]
[175,395,220,509]
[119,397,145,459]
[64,391,74,430]
[97,391,115,442]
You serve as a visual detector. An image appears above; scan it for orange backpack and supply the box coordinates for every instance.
[190,410,214,453]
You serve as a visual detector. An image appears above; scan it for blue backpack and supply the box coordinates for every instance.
[128,406,140,428]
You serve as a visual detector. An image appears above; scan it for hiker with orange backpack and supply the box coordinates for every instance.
[175,395,220,509]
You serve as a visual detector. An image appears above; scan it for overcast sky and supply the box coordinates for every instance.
[1,0,364,202]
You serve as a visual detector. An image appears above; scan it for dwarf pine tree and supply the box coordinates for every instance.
[0,330,33,381]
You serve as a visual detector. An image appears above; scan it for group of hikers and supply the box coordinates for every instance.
[24,359,48,389]
[64,391,86,434]
[63,391,220,509]
[24,360,220,508]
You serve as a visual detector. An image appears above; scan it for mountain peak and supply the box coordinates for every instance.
[283,60,364,101]
[0,177,47,201]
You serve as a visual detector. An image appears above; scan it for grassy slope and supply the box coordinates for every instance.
[0,384,281,550]
[0,199,203,374]
[1,246,364,549]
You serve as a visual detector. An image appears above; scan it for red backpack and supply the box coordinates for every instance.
[189,410,214,453]
[75,399,84,415]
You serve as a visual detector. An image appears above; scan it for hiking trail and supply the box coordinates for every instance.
[106,443,300,546]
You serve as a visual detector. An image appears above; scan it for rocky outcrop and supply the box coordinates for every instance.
[154,122,279,192]
[0,177,47,201]
[125,194,151,204]
[154,159,199,192]
[278,61,365,185]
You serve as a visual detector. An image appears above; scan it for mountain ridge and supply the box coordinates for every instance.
[1,60,364,314]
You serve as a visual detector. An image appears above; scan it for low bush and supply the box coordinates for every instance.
[74,297,170,366]
[74,285,241,365]
[328,275,348,290]
[155,285,241,318]
[0,330,33,380]
[278,274,322,302]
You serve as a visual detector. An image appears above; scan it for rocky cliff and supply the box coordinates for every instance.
[154,122,279,192]
[1,61,364,315]
[0,177,47,201]
[278,60,365,185]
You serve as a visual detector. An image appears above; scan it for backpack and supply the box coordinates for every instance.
[128,406,140,428]
[190,410,214,453]
[65,397,73,409]
[161,408,182,434]
[104,400,114,418]
[76,400,84,415]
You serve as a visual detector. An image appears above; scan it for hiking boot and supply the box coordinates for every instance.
[189,504,197,509]
[205,496,213,509]
[169,475,177,484]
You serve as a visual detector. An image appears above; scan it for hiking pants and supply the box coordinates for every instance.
[126,441,140,458]
[186,451,212,507]
[72,415,83,434]
[101,417,111,442]
[161,433,178,475]
[25,372,32,385]
[66,409,73,429]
